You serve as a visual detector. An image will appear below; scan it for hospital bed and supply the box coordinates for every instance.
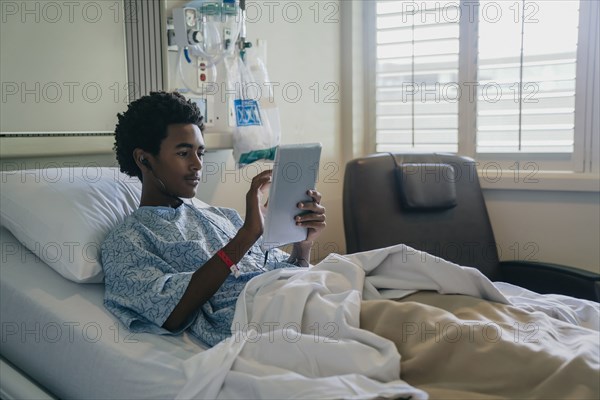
[0,225,208,399]
[1,167,598,399]
[0,167,209,399]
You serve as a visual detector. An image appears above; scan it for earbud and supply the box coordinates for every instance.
[140,157,151,170]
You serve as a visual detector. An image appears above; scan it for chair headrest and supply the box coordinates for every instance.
[396,163,457,210]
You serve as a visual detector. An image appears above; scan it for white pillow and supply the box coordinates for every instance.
[0,167,142,283]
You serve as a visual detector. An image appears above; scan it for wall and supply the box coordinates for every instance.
[485,189,600,273]
[1,0,598,273]
[0,0,128,134]
[164,0,344,262]
[341,1,600,274]
[1,0,345,264]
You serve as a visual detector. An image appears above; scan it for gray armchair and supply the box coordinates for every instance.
[343,153,600,302]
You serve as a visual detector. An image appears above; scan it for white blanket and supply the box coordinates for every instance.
[176,244,599,399]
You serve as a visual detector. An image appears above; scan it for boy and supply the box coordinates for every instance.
[101,91,326,347]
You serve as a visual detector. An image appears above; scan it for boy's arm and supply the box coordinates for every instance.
[162,170,271,332]
[162,227,257,332]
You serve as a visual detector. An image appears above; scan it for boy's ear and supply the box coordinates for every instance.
[133,148,147,170]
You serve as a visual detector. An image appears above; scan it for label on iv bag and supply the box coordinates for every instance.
[234,99,262,127]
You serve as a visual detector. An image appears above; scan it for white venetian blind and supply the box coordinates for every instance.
[476,0,580,153]
[375,0,460,152]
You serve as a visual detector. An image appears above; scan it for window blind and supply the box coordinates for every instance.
[476,0,579,153]
[375,0,460,152]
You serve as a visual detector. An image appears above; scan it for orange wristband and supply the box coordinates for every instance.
[216,249,240,278]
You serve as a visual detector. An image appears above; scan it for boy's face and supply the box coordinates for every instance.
[150,123,205,200]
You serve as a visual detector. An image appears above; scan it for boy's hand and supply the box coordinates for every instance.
[242,170,272,240]
[295,189,326,243]
[287,190,326,267]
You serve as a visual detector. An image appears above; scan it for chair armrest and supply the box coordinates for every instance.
[499,261,600,302]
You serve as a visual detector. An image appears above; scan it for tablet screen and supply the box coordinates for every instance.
[261,143,322,251]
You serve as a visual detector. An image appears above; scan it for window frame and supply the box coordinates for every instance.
[358,0,599,191]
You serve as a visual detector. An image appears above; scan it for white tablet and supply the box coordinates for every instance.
[261,143,322,251]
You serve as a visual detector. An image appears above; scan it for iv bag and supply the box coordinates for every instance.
[226,49,281,167]
[201,15,222,57]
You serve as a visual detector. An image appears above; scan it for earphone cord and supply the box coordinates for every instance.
[151,170,184,208]
[140,157,183,208]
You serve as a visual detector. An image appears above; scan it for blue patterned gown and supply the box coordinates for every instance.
[101,203,294,347]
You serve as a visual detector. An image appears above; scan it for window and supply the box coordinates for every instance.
[367,0,599,175]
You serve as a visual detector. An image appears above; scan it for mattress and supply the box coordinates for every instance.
[0,227,207,399]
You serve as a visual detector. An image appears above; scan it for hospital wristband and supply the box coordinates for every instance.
[216,249,241,278]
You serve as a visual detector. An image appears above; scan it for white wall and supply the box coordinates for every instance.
[340,1,600,274]
[222,0,600,273]
[2,0,598,273]
[0,0,128,134]
[164,0,345,262]
[485,190,600,273]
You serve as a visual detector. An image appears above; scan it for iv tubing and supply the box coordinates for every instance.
[177,47,218,96]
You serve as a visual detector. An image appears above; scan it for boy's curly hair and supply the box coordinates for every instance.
[114,91,204,180]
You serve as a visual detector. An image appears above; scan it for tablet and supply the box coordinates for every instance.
[261,143,322,252]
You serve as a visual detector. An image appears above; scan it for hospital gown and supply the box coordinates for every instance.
[101,203,294,347]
